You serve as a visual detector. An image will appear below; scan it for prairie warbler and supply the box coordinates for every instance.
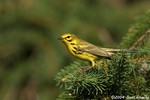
[58,33,129,70]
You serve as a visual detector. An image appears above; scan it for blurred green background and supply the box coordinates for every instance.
[0,0,150,100]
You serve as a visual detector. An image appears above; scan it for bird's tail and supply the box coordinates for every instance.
[102,48,138,52]
[128,48,138,52]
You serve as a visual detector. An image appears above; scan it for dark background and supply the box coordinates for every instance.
[0,0,150,100]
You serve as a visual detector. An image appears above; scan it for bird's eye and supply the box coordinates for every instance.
[65,36,72,41]
[67,36,71,38]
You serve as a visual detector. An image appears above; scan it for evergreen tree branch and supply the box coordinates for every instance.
[129,29,150,50]
[121,10,150,48]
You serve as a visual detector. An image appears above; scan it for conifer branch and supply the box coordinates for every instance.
[129,55,150,63]
[129,29,150,50]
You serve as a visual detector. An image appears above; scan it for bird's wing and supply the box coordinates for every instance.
[77,39,111,58]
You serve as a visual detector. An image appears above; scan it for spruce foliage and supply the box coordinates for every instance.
[55,11,150,99]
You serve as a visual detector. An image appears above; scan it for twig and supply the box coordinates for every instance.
[129,29,150,50]
[129,55,150,63]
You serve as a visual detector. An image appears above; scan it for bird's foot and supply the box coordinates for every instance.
[103,60,108,78]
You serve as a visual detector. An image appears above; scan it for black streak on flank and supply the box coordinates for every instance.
[72,50,78,54]
[72,49,83,54]
[71,43,75,45]
[73,47,78,50]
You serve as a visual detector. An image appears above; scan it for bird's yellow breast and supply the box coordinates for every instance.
[66,44,98,62]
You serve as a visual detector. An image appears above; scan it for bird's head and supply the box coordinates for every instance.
[58,33,78,45]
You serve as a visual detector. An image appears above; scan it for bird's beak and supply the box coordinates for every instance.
[57,37,63,40]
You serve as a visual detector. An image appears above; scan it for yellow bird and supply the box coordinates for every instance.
[58,33,124,70]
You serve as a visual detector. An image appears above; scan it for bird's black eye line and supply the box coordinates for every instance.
[67,39,72,42]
